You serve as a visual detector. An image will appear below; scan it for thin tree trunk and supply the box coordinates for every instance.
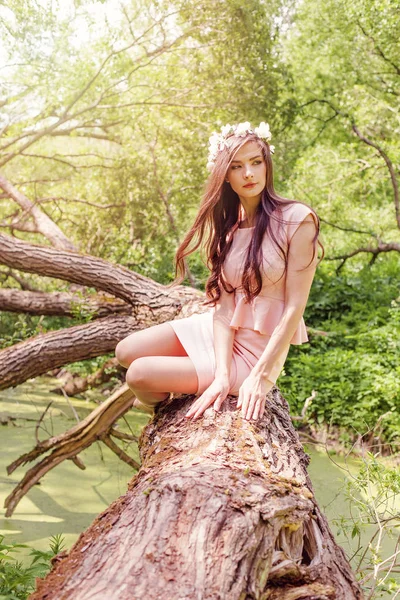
[0,173,79,251]
[0,288,132,317]
[29,390,363,600]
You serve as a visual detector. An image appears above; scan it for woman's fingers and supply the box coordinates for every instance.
[186,400,207,419]
[198,392,264,420]
[186,392,217,420]
[185,394,208,418]
[186,377,231,420]
[245,395,256,420]
[242,393,264,421]
[237,376,271,420]
[241,390,252,419]
[251,397,264,421]
[237,386,244,410]
[187,381,268,421]
[213,392,228,412]
[192,396,215,419]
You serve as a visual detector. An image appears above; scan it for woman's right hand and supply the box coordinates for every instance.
[185,375,230,420]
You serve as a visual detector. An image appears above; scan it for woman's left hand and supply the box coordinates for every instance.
[237,373,274,421]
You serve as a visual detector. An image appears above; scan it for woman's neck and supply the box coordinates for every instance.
[239,217,255,229]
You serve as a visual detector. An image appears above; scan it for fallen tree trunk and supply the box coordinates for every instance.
[0,231,190,309]
[0,229,203,390]
[30,390,363,600]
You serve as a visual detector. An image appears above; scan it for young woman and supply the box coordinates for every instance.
[115,122,323,421]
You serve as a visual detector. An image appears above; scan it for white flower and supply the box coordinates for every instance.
[235,121,252,136]
[254,121,271,141]
[220,124,233,137]
[208,132,220,146]
[206,120,277,169]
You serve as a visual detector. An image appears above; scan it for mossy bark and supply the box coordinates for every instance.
[29,390,363,600]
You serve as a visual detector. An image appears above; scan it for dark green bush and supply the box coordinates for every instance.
[280,259,400,444]
[0,534,65,600]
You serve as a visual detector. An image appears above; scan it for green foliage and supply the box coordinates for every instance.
[0,4,398,599]
[331,453,400,598]
[64,353,116,378]
[69,291,97,323]
[280,259,400,444]
[0,313,40,349]
[280,0,399,265]
[0,534,66,600]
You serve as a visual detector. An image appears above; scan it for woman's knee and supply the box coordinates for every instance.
[125,357,151,390]
[115,340,128,367]
[115,333,140,368]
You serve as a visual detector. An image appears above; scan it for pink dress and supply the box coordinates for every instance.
[167,202,317,396]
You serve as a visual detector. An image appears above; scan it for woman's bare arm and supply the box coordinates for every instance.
[249,214,318,385]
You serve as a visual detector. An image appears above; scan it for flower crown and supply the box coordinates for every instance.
[206,121,275,171]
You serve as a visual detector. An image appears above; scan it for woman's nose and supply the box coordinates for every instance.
[244,165,254,178]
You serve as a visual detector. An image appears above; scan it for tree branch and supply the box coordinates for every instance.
[325,241,400,272]
[0,231,197,309]
[0,315,139,391]
[0,173,78,251]
[4,383,140,517]
[356,21,400,76]
[320,218,378,238]
[351,125,400,229]
[0,288,132,318]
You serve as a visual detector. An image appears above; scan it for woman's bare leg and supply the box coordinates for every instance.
[126,355,198,406]
[115,323,198,409]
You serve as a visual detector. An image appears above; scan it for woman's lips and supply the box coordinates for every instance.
[243,183,257,188]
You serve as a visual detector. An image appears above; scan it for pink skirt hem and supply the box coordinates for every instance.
[167,311,276,397]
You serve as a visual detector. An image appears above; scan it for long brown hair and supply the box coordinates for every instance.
[168,131,324,307]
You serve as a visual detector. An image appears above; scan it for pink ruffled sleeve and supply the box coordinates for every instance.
[286,202,318,246]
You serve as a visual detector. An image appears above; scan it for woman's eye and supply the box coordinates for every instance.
[231,160,262,170]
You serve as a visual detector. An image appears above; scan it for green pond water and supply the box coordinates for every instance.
[0,377,398,598]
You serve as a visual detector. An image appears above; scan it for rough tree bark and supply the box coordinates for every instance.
[29,391,363,600]
[0,288,132,317]
[0,231,202,390]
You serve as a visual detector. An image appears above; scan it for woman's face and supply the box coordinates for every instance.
[225,140,267,201]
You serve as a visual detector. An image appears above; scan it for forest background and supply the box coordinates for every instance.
[1,0,398,443]
[0,0,399,597]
